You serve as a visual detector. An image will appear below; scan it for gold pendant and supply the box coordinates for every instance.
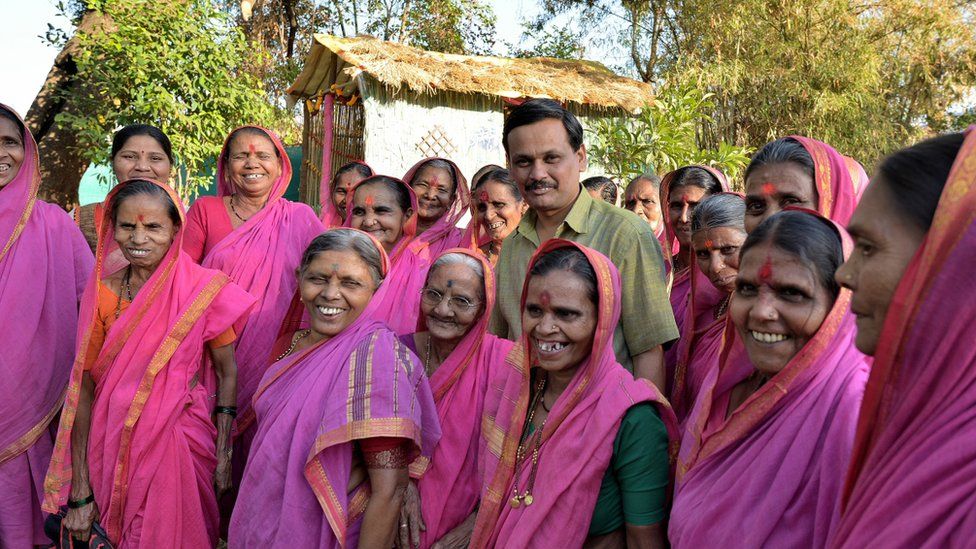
[523,494,534,506]
[509,496,521,508]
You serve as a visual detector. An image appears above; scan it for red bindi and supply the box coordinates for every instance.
[761,183,776,196]
[248,143,256,155]
[365,194,375,207]
[137,214,145,223]
[705,239,714,250]
[540,291,551,308]
[759,256,773,283]
[479,190,489,202]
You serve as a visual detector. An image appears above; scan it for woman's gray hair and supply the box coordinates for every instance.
[299,229,385,287]
[691,193,747,233]
[427,252,485,297]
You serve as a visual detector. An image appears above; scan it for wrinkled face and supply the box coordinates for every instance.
[421,262,485,344]
[349,183,411,253]
[411,165,456,223]
[693,226,747,293]
[299,249,378,341]
[624,179,662,230]
[836,180,925,356]
[744,162,818,233]
[112,135,172,183]
[508,118,587,217]
[113,193,179,271]
[332,170,369,219]
[474,180,526,242]
[667,185,708,247]
[522,269,597,374]
[226,133,282,198]
[0,117,25,189]
[731,242,833,376]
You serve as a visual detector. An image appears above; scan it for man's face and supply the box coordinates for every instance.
[507,118,587,217]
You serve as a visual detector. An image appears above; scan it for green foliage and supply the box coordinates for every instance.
[55,0,281,198]
[511,22,585,59]
[587,85,751,187]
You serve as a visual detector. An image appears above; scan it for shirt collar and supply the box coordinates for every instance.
[516,184,591,245]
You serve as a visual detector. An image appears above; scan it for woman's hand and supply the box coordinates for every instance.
[397,480,425,548]
[214,450,233,498]
[64,500,99,541]
[431,511,476,549]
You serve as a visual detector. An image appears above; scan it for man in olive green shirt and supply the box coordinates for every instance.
[489,99,678,388]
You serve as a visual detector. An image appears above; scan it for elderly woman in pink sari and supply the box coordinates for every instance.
[181,126,323,466]
[393,249,514,548]
[321,160,374,228]
[43,179,255,547]
[832,131,976,545]
[669,193,746,423]
[0,105,92,548]
[743,135,866,233]
[229,229,440,547]
[472,240,678,548]
[669,210,869,547]
[403,157,471,257]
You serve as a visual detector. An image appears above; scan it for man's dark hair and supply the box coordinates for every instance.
[503,99,584,153]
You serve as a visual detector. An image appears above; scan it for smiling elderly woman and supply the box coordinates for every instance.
[229,228,440,548]
[670,210,869,547]
[43,179,255,546]
[469,168,527,266]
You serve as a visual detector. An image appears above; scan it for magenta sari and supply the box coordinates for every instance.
[0,106,92,547]
[43,180,255,547]
[471,240,680,548]
[229,228,440,547]
[413,249,514,547]
[832,129,976,546]
[669,213,869,548]
[790,136,866,226]
[201,127,323,443]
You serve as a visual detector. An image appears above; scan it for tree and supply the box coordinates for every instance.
[47,0,280,200]
[510,21,586,59]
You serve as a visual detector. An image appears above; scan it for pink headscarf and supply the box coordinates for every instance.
[43,179,255,545]
[205,126,324,439]
[0,105,92,543]
[670,211,869,548]
[414,249,514,546]
[789,136,866,226]
[402,157,472,257]
[320,160,373,228]
[832,129,976,546]
[229,228,441,547]
[471,240,680,548]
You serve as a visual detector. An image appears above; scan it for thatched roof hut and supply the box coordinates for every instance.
[288,34,653,210]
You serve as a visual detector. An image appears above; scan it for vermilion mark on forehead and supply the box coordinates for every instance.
[759,256,773,283]
[762,183,776,196]
[137,214,145,223]
[248,143,256,155]
[479,190,489,202]
[705,239,714,250]
[365,194,375,207]
[540,291,551,308]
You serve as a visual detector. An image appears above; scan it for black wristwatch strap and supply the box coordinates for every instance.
[67,492,95,509]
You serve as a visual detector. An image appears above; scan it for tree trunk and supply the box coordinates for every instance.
[25,10,111,208]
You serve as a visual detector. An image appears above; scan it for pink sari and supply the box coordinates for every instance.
[203,127,323,443]
[0,105,92,547]
[471,240,680,548]
[43,180,255,547]
[413,249,514,547]
[321,160,373,228]
[832,129,976,546]
[790,136,866,226]
[229,228,440,547]
[659,166,730,388]
[670,213,870,548]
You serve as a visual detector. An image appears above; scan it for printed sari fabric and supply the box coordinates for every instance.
[471,240,679,548]
[43,179,255,548]
[413,249,514,547]
[832,129,976,546]
[670,213,869,548]
[229,228,441,547]
[0,104,93,547]
[193,126,324,450]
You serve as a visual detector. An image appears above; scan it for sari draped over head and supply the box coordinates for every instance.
[43,179,256,547]
[0,105,92,546]
[229,228,441,547]
[321,160,373,228]
[788,136,866,226]
[669,192,743,424]
[414,249,514,547]
[402,157,472,257]
[659,166,731,385]
[831,128,976,546]
[203,126,323,442]
[471,240,680,548]
[669,212,869,548]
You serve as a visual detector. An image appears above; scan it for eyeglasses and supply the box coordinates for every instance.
[420,287,480,311]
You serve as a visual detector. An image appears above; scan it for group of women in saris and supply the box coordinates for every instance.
[5,88,976,548]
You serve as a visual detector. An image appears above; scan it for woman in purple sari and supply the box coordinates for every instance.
[229,228,440,547]
[0,104,93,547]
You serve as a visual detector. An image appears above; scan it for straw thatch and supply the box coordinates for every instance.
[288,34,653,113]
